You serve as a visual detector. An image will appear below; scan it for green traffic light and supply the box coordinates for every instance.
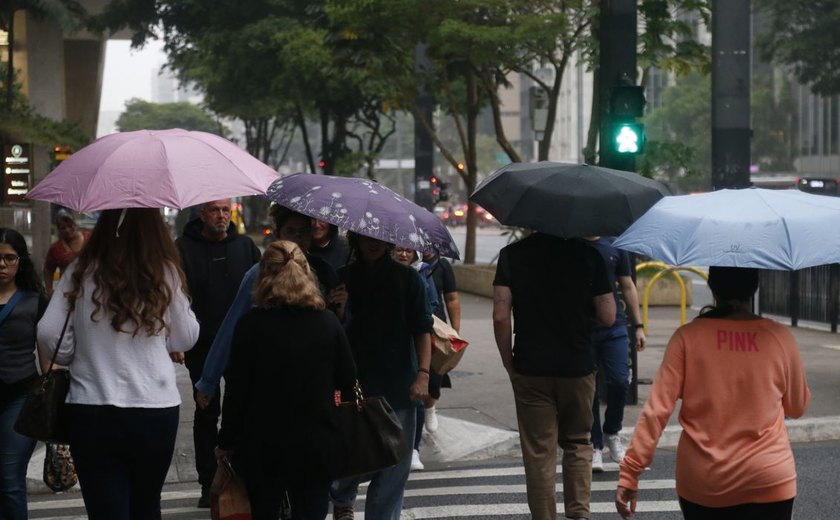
[615,125,640,154]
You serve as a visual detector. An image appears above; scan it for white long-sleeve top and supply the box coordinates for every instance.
[37,261,199,408]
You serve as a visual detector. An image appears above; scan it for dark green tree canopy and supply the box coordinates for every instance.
[756,0,840,95]
[115,98,223,134]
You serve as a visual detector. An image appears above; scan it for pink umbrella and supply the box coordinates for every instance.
[26,129,279,211]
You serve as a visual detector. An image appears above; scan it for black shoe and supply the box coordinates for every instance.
[197,487,210,508]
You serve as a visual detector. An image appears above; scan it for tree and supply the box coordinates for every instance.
[756,0,840,96]
[115,98,224,134]
[95,0,405,181]
[638,72,710,191]
[751,74,798,172]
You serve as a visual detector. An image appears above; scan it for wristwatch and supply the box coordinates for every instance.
[631,324,644,330]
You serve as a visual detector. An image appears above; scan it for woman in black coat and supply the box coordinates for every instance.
[216,240,356,520]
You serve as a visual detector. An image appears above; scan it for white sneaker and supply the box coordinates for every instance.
[605,433,626,463]
[591,448,604,473]
[411,449,424,471]
[425,406,439,433]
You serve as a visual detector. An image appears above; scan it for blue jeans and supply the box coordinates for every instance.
[0,395,37,520]
[331,406,416,520]
[591,326,630,450]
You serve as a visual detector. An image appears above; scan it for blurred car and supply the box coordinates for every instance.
[475,206,499,228]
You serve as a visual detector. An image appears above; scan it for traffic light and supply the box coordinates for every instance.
[430,176,450,203]
[607,85,646,156]
[612,123,645,154]
[51,146,73,167]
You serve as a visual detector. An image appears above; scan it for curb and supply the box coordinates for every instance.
[422,414,840,466]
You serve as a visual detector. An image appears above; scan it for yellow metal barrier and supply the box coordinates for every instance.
[636,262,708,333]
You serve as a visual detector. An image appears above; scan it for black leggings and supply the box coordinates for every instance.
[67,404,179,520]
[679,496,794,520]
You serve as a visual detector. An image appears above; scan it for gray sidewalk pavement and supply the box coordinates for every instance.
[27,292,840,493]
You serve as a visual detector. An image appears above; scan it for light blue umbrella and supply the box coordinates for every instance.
[613,188,840,270]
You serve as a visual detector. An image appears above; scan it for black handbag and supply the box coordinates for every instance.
[14,311,72,444]
[335,381,406,479]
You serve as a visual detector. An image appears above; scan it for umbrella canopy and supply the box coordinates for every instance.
[265,173,460,259]
[613,188,840,270]
[26,129,279,211]
[470,161,670,238]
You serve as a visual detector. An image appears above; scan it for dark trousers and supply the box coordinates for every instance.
[247,478,330,520]
[0,395,37,520]
[186,347,221,489]
[67,404,179,520]
[679,496,794,520]
[591,326,630,449]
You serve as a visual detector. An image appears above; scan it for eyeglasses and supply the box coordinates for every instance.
[0,254,19,265]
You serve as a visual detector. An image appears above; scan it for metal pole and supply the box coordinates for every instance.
[711,0,751,189]
[414,44,435,211]
[598,0,637,173]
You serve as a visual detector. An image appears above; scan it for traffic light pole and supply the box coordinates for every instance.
[598,0,638,174]
[598,0,640,406]
[711,0,751,190]
[414,44,436,212]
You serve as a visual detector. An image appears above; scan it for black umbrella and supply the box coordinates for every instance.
[469,161,671,238]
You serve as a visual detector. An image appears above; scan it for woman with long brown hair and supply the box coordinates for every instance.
[37,208,199,520]
[215,241,356,520]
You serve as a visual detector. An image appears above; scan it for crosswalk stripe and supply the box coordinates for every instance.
[30,462,677,519]
[36,507,203,520]
[400,479,675,497]
[28,490,201,511]
[394,500,682,519]
[406,463,620,481]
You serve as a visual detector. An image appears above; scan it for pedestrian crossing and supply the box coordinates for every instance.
[27,458,683,519]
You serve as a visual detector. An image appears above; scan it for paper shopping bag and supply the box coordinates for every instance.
[210,458,252,520]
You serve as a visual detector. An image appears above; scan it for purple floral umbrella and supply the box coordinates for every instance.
[266,173,460,259]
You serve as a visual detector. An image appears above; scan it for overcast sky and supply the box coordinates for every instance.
[99,39,167,112]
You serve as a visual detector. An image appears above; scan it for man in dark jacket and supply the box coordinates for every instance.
[175,198,260,507]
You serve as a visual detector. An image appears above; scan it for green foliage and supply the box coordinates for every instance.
[751,75,798,172]
[640,73,710,191]
[756,0,840,96]
[115,98,223,134]
[638,0,711,76]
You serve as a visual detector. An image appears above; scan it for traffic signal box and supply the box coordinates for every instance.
[609,86,646,155]
[51,146,73,167]
[431,175,450,203]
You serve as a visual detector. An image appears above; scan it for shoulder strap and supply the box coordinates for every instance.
[0,290,23,326]
[45,310,72,375]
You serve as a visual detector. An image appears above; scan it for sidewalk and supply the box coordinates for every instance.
[27,293,840,492]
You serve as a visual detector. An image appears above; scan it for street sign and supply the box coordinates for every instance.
[3,143,32,204]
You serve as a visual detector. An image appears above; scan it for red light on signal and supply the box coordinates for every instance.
[318,160,326,168]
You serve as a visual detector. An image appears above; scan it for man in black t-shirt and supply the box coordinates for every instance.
[493,233,615,520]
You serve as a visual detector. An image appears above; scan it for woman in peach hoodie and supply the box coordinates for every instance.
[615,266,811,520]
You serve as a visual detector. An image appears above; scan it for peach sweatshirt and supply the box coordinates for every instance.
[619,317,811,507]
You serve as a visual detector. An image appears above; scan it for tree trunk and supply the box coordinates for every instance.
[583,65,600,164]
[295,103,316,173]
[464,71,480,265]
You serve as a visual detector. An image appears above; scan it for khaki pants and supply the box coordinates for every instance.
[511,372,595,520]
